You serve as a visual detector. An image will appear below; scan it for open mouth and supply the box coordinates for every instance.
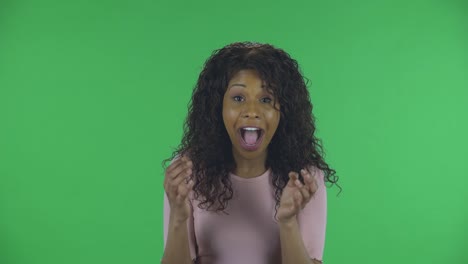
[238,127,265,151]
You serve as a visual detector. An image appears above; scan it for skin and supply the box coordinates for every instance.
[222,69,280,178]
[279,169,323,264]
[161,156,194,264]
[163,69,321,263]
[221,69,318,221]
[163,156,194,222]
[222,69,321,264]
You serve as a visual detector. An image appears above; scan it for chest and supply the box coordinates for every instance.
[192,184,281,260]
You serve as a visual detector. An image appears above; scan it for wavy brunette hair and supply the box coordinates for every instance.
[163,41,341,215]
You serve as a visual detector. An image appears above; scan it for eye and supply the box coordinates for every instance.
[260,97,272,103]
[233,95,244,102]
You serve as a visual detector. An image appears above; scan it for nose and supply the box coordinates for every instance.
[242,101,260,119]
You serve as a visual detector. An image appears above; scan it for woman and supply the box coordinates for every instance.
[161,41,341,264]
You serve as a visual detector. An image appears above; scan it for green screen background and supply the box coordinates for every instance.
[1,0,467,263]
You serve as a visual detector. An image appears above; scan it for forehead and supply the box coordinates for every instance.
[228,69,267,88]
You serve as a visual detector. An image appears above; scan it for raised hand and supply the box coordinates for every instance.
[277,168,318,224]
[163,155,195,223]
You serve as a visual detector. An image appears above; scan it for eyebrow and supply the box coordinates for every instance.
[229,84,246,88]
[229,83,266,88]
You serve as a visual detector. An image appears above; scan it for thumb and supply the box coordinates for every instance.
[287,172,298,187]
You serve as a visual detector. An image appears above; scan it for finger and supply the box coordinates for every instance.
[167,160,192,179]
[168,167,192,193]
[302,169,318,192]
[164,163,192,186]
[177,179,194,200]
[295,184,312,207]
[166,180,194,204]
[177,180,194,202]
[167,155,192,173]
[309,173,318,194]
[166,159,184,177]
[294,191,303,209]
[294,172,304,188]
[298,184,311,203]
[287,172,297,187]
[165,158,182,174]
[179,180,195,195]
[167,167,191,189]
[181,155,193,167]
[300,169,314,184]
[179,164,193,180]
[170,172,192,193]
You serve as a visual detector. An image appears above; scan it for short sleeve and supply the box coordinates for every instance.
[297,167,327,262]
[162,156,198,263]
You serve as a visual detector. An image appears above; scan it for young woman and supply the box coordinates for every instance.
[161,42,341,264]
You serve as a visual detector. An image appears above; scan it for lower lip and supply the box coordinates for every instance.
[237,130,265,152]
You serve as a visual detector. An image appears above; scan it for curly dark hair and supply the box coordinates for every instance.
[163,41,341,215]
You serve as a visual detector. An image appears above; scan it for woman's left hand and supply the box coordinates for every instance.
[277,168,318,224]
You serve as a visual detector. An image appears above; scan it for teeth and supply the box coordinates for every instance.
[243,127,259,131]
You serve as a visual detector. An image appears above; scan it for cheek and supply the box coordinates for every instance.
[267,110,280,125]
[223,107,234,121]
[222,104,238,132]
[266,111,281,138]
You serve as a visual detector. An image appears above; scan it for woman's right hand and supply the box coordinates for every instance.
[163,155,195,223]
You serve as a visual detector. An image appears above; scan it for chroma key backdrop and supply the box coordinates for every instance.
[1,0,467,263]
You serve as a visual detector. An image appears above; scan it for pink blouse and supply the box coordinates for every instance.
[163,166,327,264]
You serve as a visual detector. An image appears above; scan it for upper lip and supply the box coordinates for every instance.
[237,126,265,139]
[238,125,264,131]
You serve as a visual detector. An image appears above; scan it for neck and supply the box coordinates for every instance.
[232,149,268,178]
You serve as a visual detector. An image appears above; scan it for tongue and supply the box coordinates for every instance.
[244,130,258,145]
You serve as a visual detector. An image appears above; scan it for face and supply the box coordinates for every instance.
[222,69,281,163]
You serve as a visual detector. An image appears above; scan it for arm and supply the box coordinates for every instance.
[161,215,193,264]
[161,191,195,264]
[161,156,196,264]
[278,168,327,264]
[279,218,314,264]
